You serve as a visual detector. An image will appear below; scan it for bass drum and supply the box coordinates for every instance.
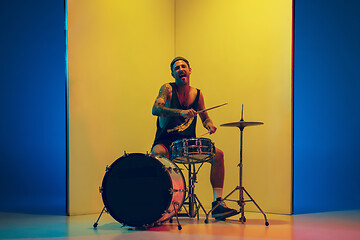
[101,153,185,227]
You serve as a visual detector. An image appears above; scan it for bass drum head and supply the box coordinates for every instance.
[101,153,172,227]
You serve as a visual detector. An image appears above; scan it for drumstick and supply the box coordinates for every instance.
[199,131,211,137]
[197,103,228,113]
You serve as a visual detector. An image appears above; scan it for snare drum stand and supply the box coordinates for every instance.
[178,161,208,219]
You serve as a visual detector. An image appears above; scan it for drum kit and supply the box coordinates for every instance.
[93,104,269,230]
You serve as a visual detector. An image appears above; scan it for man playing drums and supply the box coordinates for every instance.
[151,57,237,220]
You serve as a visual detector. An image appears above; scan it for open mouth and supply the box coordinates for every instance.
[179,72,186,78]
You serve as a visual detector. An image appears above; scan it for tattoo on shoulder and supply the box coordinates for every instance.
[158,84,170,101]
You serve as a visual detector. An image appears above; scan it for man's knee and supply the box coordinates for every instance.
[152,144,170,158]
[215,148,224,160]
[212,148,224,166]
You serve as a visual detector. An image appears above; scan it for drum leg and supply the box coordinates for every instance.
[93,206,106,228]
[189,163,196,217]
[172,202,182,230]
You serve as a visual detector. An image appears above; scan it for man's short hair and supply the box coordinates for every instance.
[170,56,190,71]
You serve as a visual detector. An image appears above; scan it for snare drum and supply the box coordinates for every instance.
[100,153,185,227]
[170,137,215,164]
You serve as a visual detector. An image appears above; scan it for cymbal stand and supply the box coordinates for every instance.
[205,106,269,226]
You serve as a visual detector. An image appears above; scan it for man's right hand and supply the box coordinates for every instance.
[181,109,197,119]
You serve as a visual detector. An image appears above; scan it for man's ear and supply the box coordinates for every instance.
[189,68,192,74]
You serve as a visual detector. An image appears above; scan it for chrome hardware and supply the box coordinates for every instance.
[99,186,103,193]
[163,166,173,173]
[169,188,179,194]
[170,188,185,194]
[105,165,110,172]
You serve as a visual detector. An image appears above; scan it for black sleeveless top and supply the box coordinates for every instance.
[153,82,200,148]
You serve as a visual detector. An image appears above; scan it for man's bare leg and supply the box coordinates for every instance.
[211,148,225,200]
[210,147,237,219]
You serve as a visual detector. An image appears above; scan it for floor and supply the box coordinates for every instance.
[0,210,359,240]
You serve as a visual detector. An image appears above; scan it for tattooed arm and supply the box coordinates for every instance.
[152,83,197,118]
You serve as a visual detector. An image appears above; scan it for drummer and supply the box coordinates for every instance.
[151,56,237,220]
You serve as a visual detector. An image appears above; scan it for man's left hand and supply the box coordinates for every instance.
[206,123,217,134]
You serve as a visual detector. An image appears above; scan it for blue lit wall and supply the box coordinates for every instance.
[294,0,360,213]
[0,0,66,214]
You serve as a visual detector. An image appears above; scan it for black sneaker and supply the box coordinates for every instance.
[211,197,238,220]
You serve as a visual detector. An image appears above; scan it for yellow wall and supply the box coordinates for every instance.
[67,0,175,215]
[175,0,292,214]
[68,0,292,215]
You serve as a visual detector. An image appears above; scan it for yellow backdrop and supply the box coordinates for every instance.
[68,0,292,215]
[67,0,176,215]
[176,0,292,214]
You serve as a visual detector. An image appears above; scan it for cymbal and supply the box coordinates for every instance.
[220,120,264,128]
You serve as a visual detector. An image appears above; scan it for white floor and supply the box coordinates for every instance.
[0,210,360,240]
